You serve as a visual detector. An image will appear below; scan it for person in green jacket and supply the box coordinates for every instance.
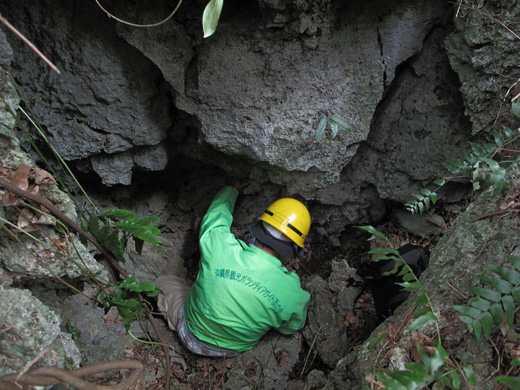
[156,182,311,357]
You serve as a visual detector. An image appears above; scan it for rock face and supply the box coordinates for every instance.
[0,0,519,388]
[328,158,520,389]
[445,1,520,133]
[0,0,475,230]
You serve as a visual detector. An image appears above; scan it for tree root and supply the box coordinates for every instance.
[0,360,143,390]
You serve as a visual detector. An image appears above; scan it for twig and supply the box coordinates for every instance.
[95,0,184,28]
[447,281,468,299]
[300,324,322,376]
[0,15,61,74]
[0,178,127,278]
[0,360,143,390]
[15,349,49,383]
[1,224,92,300]
[0,178,173,390]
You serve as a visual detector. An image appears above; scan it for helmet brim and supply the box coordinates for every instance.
[250,222,297,260]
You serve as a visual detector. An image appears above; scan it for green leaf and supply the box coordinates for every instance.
[512,99,520,119]
[87,215,101,239]
[468,286,502,302]
[473,317,482,339]
[480,311,493,339]
[502,295,515,327]
[329,121,339,139]
[405,362,428,376]
[430,192,438,204]
[469,142,487,157]
[396,281,422,292]
[493,129,506,148]
[430,344,448,374]
[408,308,436,331]
[313,117,328,142]
[490,302,505,325]
[444,159,466,174]
[511,358,520,366]
[477,274,512,294]
[453,304,482,318]
[450,370,461,389]
[496,376,520,388]
[202,0,224,38]
[102,208,137,220]
[490,174,507,197]
[412,293,429,306]
[113,221,162,245]
[479,157,500,172]
[135,215,160,225]
[508,255,520,270]
[462,366,477,385]
[433,179,446,186]
[502,126,515,140]
[356,225,387,240]
[489,266,520,285]
[510,285,520,305]
[329,116,351,131]
[469,296,491,311]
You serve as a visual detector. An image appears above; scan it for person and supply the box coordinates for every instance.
[155,182,311,357]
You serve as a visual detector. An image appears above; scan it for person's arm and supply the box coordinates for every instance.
[277,292,310,334]
[199,186,238,240]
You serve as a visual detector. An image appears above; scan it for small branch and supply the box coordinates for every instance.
[95,0,184,28]
[15,349,49,383]
[300,325,322,376]
[0,14,61,75]
[0,178,127,278]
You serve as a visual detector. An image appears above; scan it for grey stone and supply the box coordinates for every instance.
[445,0,520,132]
[353,158,520,388]
[225,331,302,390]
[133,143,169,172]
[0,27,13,68]
[0,285,82,376]
[60,285,143,365]
[91,152,134,186]
[1,0,170,184]
[303,275,349,367]
[392,208,445,238]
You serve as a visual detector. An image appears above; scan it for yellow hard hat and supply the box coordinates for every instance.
[259,198,310,248]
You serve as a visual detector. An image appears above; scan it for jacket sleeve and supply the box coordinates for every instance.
[276,290,310,335]
[199,186,238,241]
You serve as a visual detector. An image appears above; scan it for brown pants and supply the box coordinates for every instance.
[155,275,240,357]
[155,275,192,331]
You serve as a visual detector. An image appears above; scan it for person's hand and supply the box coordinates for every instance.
[227,177,248,193]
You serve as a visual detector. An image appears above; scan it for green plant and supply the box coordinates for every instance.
[313,116,351,141]
[358,226,474,389]
[85,209,164,263]
[453,255,520,341]
[452,256,520,389]
[203,0,224,38]
[405,126,518,214]
[99,277,162,331]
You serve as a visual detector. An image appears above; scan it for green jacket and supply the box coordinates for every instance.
[184,186,310,351]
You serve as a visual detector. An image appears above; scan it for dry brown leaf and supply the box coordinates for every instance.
[344,311,359,327]
[365,373,385,389]
[1,164,31,206]
[31,167,57,186]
